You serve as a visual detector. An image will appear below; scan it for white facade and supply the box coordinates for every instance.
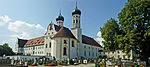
[51,38,78,60]
[17,3,102,60]
[44,22,57,56]
[82,44,102,59]
[24,45,44,56]
[103,50,134,60]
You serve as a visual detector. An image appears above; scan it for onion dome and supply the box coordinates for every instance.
[56,10,64,21]
[72,1,81,15]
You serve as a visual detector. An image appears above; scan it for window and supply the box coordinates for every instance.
[96,52,97,56]
[99,52,101,54]
[76,20,78,23]
[84,46,86,48]
[49,53,51,56]
[47,53,48,56]
[50,25,53,30]
[72,41,74,47]
[73,20,75,23]
[63,47,67,55]
[89,47,90,49]
[33,51,34,54]
[52,32,53,34]
[93,52,94,56]
[64,40,67,44]
[89,52,90,56]
[49,42,51,48]
[84,51,86,56]
[46,44,47,48]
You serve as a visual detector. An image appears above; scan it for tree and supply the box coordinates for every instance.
[0,43,15,56]
[100,18,120,51]
[118,0,150,65]
[100,0,150,65]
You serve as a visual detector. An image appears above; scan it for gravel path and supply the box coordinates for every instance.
[29,64,95,67]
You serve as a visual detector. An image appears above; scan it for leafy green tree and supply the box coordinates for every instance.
[100,18,120,51]
[0,43,15,56]
[100,0,150,65]
[118,0,150,65]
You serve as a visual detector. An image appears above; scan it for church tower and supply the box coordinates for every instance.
[72,1,81,28]
[56,10,64,27]
[71,1,83,57]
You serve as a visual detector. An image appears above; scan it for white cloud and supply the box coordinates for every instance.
[0,16,11,26]
[95,31,104,47]
[0,15,46,51]
[8,21,46,39]
[95,38,104,47]
[0,40,8,45]
[97,31,102,37]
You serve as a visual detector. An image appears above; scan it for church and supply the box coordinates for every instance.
[15,2,102,60]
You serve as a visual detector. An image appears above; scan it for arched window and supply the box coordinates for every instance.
[73,20,75,23]
[76,20,78,23]
[63,47,67,55]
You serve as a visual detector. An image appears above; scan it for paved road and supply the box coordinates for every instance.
[29,64,95,67]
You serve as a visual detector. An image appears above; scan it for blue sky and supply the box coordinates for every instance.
[0,0,127,51]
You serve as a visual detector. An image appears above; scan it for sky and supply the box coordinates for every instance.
[0,0,127,51]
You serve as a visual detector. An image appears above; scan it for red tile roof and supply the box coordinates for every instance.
[24,36,44,47]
